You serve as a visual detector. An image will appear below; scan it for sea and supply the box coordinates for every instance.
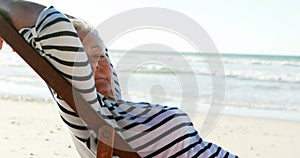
[0,49,299,122]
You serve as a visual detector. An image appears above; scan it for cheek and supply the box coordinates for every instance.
[102,65,111,74]
[97,60,112,75]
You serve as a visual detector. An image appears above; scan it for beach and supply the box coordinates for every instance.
[200,115,300,158]
[0,99,78,158]
[0,51,299,157]
[1,98,299,158]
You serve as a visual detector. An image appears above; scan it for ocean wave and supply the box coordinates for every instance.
[0,94,53,103]
[164,53,300,67]
[224,70,300,83]
[1,76,42,84]
[110,50,300,66]
[221,58,300,67]
[117,65,300,83]
[123,90,300,112]
[223,100,300,111]
[0,53,27,67]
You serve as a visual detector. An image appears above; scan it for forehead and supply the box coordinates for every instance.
[80,30,106,56]
[82,30,100,44]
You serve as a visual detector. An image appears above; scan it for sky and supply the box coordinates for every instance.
[5,0,300,56]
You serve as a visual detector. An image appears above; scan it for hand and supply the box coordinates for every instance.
[0,37,3,50]
[0,37,15,52]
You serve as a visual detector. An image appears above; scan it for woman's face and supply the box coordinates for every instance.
[79,29,115,100]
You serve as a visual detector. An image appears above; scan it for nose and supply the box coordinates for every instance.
[95,57,112,77]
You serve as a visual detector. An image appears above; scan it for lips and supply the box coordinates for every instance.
[94,72,108,81]
[95,78,115,100]
[95,76,107,81]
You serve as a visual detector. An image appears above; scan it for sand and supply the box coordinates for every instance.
[0,99,78,158]
[201,115,300,158]
[0,99,299,158]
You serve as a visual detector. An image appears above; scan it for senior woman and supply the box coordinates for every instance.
[0,1,238,157]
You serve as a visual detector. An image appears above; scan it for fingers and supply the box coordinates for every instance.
[0,37,3,50]
[0,37,15,52]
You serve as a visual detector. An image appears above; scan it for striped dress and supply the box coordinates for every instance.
[19,6,238,158]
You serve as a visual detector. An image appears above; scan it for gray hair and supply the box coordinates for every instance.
[69,17,93,33]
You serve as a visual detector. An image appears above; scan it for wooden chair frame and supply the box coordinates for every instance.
[0,13,140,158]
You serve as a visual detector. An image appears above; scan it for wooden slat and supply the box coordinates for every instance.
[0,14,140,158]
[97,125,115,158]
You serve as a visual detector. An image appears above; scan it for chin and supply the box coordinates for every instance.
[96,88,115,100]
[102,92,115,100]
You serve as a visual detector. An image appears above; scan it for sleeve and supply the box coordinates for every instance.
[19,6,101,111]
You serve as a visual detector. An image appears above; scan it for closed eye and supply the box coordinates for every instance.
[88,55,105,66]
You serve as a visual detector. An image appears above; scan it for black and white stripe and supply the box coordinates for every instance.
[104,49,122,100]
[19,6,238,158]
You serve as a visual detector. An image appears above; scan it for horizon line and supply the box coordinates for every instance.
[108,49,300,57]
